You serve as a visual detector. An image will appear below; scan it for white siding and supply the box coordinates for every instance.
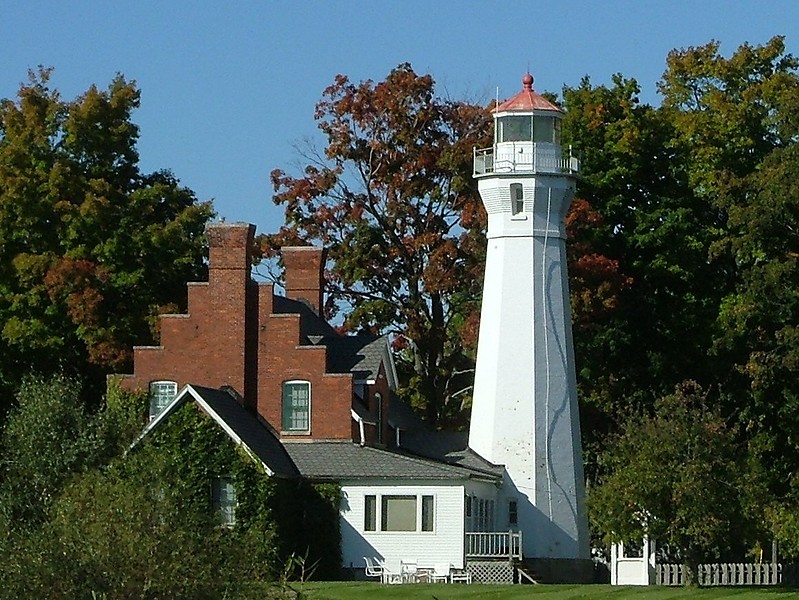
[463,480,501,532]
[340,481,466,571]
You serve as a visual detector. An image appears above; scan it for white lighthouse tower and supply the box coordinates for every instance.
[468,74,589,572]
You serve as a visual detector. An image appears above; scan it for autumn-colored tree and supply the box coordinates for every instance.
[0,69,213,402]
[269,64,491,426]
[584,36,799,560]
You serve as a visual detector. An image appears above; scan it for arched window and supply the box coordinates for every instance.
[374,392,383,444]
[510,183,524,215]
[149,380,177,420]
[282,380,311,432]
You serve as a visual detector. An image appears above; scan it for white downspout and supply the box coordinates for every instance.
[351,409,366,446]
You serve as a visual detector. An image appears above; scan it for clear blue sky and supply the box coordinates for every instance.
[2,1,797,235]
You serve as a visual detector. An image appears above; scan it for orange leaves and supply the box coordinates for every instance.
[566,198,632,329]
[43,257,108,328]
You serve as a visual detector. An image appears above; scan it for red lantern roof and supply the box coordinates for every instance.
[495,73,562,113]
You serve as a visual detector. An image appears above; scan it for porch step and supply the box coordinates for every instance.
[515,561,541,584]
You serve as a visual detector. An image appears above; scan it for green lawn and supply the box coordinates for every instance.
[288,582,799,600]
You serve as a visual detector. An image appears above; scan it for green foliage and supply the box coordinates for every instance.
[145,401,342,580]
[0,391,341,597]
[0,68,213,402]
[589,382,762,582]
[5,463,241,599]
[0,373,130,526]
[561,73,728,460]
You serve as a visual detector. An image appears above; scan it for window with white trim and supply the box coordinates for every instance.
[366,493,435,532]
[282,380,310,432]
[510,183,524,215]
[149,380,177,420]
[212,476,237,527]
[364,494,377,531]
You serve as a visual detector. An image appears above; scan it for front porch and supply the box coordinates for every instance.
[465,530,522,561]
[464,531,529,584]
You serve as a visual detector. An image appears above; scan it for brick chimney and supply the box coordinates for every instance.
[282,246,326,315]
[207,222,255,273]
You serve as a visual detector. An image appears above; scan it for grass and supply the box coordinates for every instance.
[286,582,799,600]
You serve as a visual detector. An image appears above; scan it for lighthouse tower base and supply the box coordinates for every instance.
[524,558,595,584]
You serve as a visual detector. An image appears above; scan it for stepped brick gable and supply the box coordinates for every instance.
[117,222,386,443]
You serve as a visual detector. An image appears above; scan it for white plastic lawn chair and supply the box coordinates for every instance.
[431,563,452,583]
[363,556,384,580]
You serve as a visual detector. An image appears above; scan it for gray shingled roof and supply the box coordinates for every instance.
[322,335,385,380]
[272,295,337,338]
[388,392,426,432]
[178,385,299,478]
[271,297,387,382]
[400,430,505,477]
[282,440,501,483]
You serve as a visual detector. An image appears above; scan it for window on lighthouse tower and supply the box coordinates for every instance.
[510,183,524,215]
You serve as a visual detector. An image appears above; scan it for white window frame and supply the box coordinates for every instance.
[148,380,177,420]
[212,476,237,527]
[367,493,435,533]
[282,380,311,433]
[510,183,524,215]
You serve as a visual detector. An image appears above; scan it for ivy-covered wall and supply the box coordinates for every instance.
[141,401,342,579]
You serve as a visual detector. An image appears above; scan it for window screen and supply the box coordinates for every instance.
[381,495,417,531]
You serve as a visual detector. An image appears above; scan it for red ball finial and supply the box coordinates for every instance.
[522,73,534,89]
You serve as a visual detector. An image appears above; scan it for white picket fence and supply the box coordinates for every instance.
[656,563,782,586]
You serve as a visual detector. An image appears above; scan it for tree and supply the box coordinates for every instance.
[561,75,727,467]
[0,68,213,403]
[658,36,799,501]
[269,64,491,426]
[0,374,142,529]
[589,381,762,584]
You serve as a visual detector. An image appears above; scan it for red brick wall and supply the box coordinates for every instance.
[120,223,255,397]
[117,223,358,442]
[257,313,353,440]
[282,246,326,315]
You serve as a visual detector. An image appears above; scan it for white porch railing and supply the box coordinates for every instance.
[473,144,580,177]
[465,530,522,561]
[656,563,782,586]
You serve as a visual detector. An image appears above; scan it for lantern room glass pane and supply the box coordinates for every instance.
[533,116,556,143]
[498,116,532,142]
